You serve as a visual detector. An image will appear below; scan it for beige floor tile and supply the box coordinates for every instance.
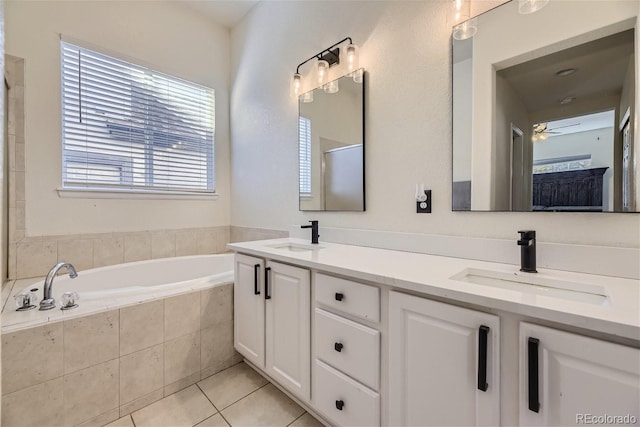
[132,385,216,427]
[195,413,229,427]
[104,415,135,427]
[198,363,268,410]
[221,383,304,427]
[289,412,325,427]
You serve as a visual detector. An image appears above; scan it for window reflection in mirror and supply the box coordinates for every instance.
[299,70,365,211]
[452,0,639,213]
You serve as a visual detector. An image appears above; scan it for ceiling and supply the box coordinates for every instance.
[498,29,635,113]
[544,110,615,138]
[181,0,259,29]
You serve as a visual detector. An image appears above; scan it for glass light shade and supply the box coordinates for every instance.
[324,80,339,94]
[453,18,477,40]
[352,68,364,84]
[518,0,549,14]
[300,91,314,103]
[452,0,470,26]
[290,73,302,98]
[316,60,329,85]
[344,43,359,72]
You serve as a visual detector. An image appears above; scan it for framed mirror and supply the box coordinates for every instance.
[452,0,639,212]
[299,69,365,211]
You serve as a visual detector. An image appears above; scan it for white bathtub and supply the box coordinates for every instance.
[2,254,234,333]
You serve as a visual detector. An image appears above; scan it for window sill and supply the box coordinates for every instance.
[57,187,219,201]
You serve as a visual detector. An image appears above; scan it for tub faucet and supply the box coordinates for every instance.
[517,230,537,273]
[40,262,78,311]
[301,220,320,244]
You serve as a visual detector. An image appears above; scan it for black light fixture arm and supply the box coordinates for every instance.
[295,37,353,74]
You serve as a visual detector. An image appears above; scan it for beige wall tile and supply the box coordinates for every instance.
[14,164,25,202]
[132,385,216,427]
[16,240,57,278]
[175,229,198,256]
[196,228,216,255]
[63,359,119,426]
[164,371,201,397]
[124,233,151,263]
[214,226,231,253]
[57,239,94,271]
[164,332,200,386]
[165,292,200,341]
[1,378,63,427]
[120,388,163,417]
[151,230,175,259]
[14,142,25,172]
[200,284,233,330]
[64,310,119,374]
[15,200,25,230]
[76,408,120,427]
[120,300,164,356]
[201,321,239,377]
[120,344,164,405]
[93,237,124,268]
[2,322,63,395]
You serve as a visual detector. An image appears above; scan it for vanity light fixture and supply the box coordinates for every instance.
[518,0,549,14]
[290,37,360,100]
[452,0,477,40]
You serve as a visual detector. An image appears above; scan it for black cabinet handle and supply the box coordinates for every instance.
[334,342,343,352]
[528,337,540,413]
[335,400,344,411]
[253,264,260,295]
[335,292,344,301]
[477,325,489,392]
[265,267,271,300]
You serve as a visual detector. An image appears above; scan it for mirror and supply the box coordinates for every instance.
[452,0,640,212]
[299,70,365,211]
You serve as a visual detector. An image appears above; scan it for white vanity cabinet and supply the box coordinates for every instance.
[234,254,311,401]
[519,322,640,426]
[388,291,501,426]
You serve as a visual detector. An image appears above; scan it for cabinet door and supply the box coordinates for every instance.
[234,254,265,368]
[520,323,640,426]
[389,291,500,426]
[265,261,311,401]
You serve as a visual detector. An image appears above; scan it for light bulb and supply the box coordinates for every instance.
[324,80,339,94]
[453,18,477,40]
[452,0,470,26]
[290,73,302,98]
[518,0,549,14]
[352,68,364,84]
[344,43,359,72]
[316,60,329,85]
[300,90,314,103]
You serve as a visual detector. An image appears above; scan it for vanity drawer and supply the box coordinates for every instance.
[315,308,380,390]
[315,273,380,322]
[313,359,380,427]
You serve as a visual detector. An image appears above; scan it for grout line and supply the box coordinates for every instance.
[129,414,137,427]
[217,381,271,412]
[199,359,244,383]
[286,412,307,427]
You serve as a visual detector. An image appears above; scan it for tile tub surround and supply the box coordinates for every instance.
[9,225,231,280]
[1,283,242,427]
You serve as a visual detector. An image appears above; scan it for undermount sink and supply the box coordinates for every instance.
[450,268,610,305]
[267,242,324,252]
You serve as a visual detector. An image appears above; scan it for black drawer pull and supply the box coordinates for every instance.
[477,325,489,392]
[265,267,272,300]
[335,400,344,411]
[253,264,260,295]
[335,292,344,301]
[528,337,540,413]
[334,342,343,352]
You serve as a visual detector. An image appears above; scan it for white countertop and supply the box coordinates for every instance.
[228,238,640,341]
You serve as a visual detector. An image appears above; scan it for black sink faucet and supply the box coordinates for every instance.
[301,220,319,244]
[517,230,537,273]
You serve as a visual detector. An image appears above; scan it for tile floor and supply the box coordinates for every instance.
[104,363,325,427]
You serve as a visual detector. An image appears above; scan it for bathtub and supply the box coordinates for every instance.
[2,253,234,333]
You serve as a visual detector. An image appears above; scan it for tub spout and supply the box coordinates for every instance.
[39,262,78,311]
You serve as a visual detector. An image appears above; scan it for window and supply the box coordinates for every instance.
[61,42,215,194]
[299,116,311,195]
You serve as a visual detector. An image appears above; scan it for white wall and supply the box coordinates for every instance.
[533,128,615,211]
[4,1,231,236]
[230,1,640,247]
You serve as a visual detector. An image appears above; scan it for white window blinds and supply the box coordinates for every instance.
[299,116,311,194]
[61,42,215,193]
